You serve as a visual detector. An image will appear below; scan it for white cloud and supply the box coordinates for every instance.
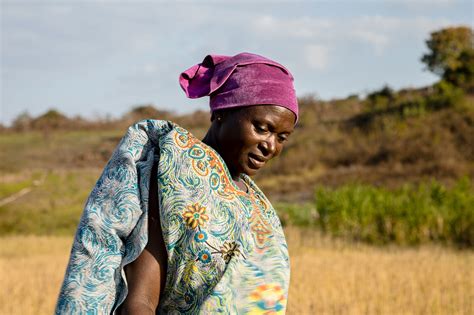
[393,0,459,10]
[352,30,390,55]
[252,15,334,39]
[251,14,458,56]
[410,16,454,35]
[305,44,330,70]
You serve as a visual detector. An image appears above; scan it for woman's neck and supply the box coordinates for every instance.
[202,127,241,182]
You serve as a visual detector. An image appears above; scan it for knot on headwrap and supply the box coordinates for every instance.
[179,52,298,120]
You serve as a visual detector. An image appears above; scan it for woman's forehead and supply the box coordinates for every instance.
[247,105,296,124]
[238,105,296,130]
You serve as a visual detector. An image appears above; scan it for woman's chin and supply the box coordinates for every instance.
[242,164,260,177]
[232,160,262,177]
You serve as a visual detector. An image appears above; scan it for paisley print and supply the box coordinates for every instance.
[56,120,290,314]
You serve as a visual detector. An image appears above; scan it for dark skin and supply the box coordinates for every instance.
[118,105,295,314]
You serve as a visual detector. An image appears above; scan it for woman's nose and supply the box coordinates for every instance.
[260,136,277,157]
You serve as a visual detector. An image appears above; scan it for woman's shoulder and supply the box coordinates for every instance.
[127,119,178,135]
[123,119,200,146]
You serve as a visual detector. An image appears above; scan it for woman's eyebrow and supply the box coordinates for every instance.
[253,118,273,128]
[264,121,294,134]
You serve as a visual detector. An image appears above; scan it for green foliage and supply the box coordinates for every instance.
[421,26,474,88]
[313,178,474,247]
[444,48,474,90]
[274,203,319,227]
[357,81,466,127]
[426,80,465,110]
[366,85,396,111]
[392,80,466,116]
[399,97,427,118]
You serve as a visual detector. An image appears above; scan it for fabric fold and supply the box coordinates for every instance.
[179,52,298,120]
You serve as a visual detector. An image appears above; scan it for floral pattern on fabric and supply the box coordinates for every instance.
[182,203,209,229]
[55,120,290,314]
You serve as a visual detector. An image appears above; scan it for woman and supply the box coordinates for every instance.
[56,52,298,314]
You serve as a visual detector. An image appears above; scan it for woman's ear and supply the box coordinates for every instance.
[212,112,223,123]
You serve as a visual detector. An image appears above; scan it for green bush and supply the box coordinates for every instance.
[274,203,319,227]
[427,80,465,110]
[365,85,396,112]
[314,178,473,246]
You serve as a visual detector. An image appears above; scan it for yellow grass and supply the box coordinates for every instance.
[286,228,473,314]
[1,228,472,315]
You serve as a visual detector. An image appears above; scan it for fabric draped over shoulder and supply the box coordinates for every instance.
[55,120,290,314]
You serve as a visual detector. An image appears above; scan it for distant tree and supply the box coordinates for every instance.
[443,48,474,90]
[125,104,173,122]
[421,26,474,89]
[12,111,33,131]
[31,109,69,130]
[297,94,319,105]
[346,94,360,101]
[173,110,210,132]
[366,85,395,111]
[368,85,394,101]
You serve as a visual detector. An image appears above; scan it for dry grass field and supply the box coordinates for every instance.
[0,228,472,315]
[285,228,473,314]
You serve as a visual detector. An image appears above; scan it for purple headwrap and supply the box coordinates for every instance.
[179,52,298,120]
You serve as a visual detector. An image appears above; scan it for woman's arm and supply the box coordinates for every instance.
[118,162,168,314]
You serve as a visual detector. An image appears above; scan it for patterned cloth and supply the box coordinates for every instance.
[56,120,290,314]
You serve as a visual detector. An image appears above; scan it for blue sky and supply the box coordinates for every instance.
[1,0,472,125]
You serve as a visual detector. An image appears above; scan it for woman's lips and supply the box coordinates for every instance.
[248,154,266,169]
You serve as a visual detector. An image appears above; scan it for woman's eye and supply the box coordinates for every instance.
[255,125,268,133]
[278,135,288,143]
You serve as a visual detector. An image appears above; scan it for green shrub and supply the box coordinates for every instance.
[365,85,396,112]
[427,80,465,110]
[274,203,319,227]
[314,178,473,246]
[400,97,427,118]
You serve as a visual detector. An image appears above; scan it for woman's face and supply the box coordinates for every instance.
[215,105,295,178]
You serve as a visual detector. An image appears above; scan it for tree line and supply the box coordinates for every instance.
[4,25,473,133]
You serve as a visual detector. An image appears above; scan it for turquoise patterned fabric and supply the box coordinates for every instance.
[56,120,290,314]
